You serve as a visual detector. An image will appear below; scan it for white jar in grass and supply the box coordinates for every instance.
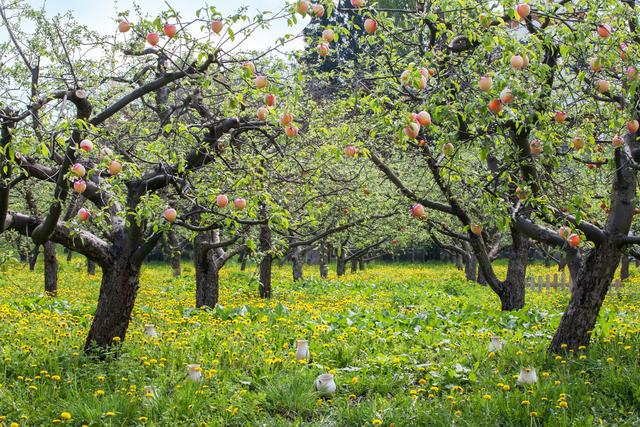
[315,373,336,397]
[295,339,310,362]
[144,324,158,338]
[489,336,504,352]
[187,364,202,382]
[517,367,538,385]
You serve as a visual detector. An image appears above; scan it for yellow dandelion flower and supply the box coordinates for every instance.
[372,419,383,426]
[60,412,71,420]
[482,394,492,400]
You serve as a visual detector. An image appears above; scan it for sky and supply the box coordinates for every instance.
[27,0,311,51]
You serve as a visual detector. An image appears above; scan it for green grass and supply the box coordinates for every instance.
[0,259,638,426]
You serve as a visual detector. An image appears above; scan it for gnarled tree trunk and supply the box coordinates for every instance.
[319,240,329,279]
[336,246,346,277]
[43,241,58,296]
[291,245,304,282]
[258,221,272,298]
[168,229,181,277]
[496,228,529,311]
[87,258,96,275]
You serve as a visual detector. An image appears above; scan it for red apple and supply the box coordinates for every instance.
[597,24,612,38]
[216,194,229,208]
[568,233,581,248]
[488,99,503,114]
[78,208,91,222]
[344,145,357,157]
[364,19,377,34]
[243,61,255,75]
[500,87,514,104]
[234,198,246,210]
[597,79,610,93]
[109,160,122,176]
[351,0,365,7]
[404,122,420,139]
[163,24,177,38]
[470,223,483,236]
[529,139,543,155]
[418,139,427,147]
[264,93,276,107]
[443,142,455,156]
[510,55,525,69]
[71,163,86,177]
[79,139,93,152]
[285,125,299,137]
[280,113,294,125]
[555,111,567,123]
[118,20,131,33]
[255,75,268,89]
[211,20,224,34]
[322,29,335,43]
[612,134,624,147]
[627,120,639,133]
[558,226,571,239]
[73,179,87,194]
[516,3,531,20]
[313,4,325,17]
[297,0,309,15]
[163,208,177,223]
[411,203,426,219]
[146,33,160,46]
[572,136,584,150]
[589,57,602,72]
[416,111,431,126]
[627,66,638,81]
[318,43,330,57]
[257,107,268,120]
[478,75,492,92]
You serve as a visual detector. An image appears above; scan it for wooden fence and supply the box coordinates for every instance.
[526,272,624,293]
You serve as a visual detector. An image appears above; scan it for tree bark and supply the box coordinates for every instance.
[29,245,40,271]
[497,228,529,311]
[336,245,346,277]
[455,254,463,270]
[350,257,357,273]
[620,255,629,280]
[167,229,181,277]
[358,257,365,271]
[43,241,58,296]
[464,254,477,282]
[319,240,329,279]
[87,258,96,275]
[291,246,304,282]
[84,260,141,352]
[258,221,272,298]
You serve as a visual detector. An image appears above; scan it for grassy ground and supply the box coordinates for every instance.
[0,259,638,426]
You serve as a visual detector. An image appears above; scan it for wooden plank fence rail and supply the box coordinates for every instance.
[526,272,624,293]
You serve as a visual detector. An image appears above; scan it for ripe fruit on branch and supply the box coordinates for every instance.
[163,24,177,38]
[216,194,229,208]
[79,139,93,152]
[109,160,122,176]
[146,33,159,46]
[318,43,330,57]
[255,75,268,89]
[257,107,269,120]
[555,111,567,123]
[529,139,542,155]
[344,145,357,157]
[118,20,130,33]
[78,208,91,222]
[243,61,255,75]
[404,122,420,138]
[297,0,309,15]
[500,87,514,104]
[351,0,365,7]
[418,139,427,147]
[163,208,177,223]
[589,57,602,72]
[73,179,87,194]
[442,142,455,156]
[411,203,426,219]
[572,136,584,150]
[627,120,639,133]
[597,79,610,93]
[470,223,483,236]
[71,163,86,177]
[313,4,325,17]
[478,75,492,92]
[416,111,431,126]
[322,29,335,43]
[211,20,223,34]
[510,55,525,70]
[597,24,611,38]
[612,134,624,147]
[568,233,581,248]
[488,99,503,114]
[627,66,638,81]
[234,198,246,210]
[280,113,293,125]
[285,125,299,137]
[264,93,276,107]
[364,19,377,34]
[558,226,571,239]
[515,3,531,20]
